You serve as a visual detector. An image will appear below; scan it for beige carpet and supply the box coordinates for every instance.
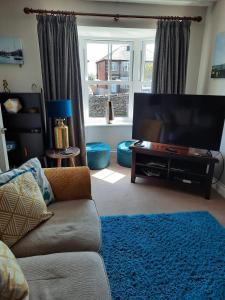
[91,154,225,226]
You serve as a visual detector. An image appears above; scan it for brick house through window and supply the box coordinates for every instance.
[81,35,155,121]
[96,45,130,90]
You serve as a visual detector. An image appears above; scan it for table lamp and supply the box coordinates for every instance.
[47,99,72,149]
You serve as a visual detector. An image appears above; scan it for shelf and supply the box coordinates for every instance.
[170,176,202,186]
[136,173,161,180]
[4,113,42,132]
[135,172,203,186]
[170,168,207,179]
[136,163,206,179]
[136,162,167,170]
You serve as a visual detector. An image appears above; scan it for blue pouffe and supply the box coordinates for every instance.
[117,140,133,168]
[86,142,111,170]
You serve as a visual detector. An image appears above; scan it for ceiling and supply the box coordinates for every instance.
[86,0,217,6]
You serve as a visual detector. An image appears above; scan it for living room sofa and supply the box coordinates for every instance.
[12,167,111,300]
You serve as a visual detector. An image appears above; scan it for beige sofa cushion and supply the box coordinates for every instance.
[12,199,101,258]
[18,252,111,300]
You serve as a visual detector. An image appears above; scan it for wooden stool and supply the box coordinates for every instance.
[46,147,80,167]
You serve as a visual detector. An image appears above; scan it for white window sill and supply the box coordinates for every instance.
[85,121,132,127]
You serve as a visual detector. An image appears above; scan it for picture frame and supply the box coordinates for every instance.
[211,32,225,78]
[0,37,24,65]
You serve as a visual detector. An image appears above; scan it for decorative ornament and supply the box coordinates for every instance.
[106,100,114,124]
[3,80,10,93]
[4,98,22,114]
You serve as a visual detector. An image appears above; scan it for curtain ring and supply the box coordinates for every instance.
[114,14,119,22]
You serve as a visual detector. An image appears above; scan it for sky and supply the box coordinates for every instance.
[212,32,225,66]
[87,43,109,75]
[0,37,22,52]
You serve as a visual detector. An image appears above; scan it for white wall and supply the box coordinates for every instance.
[0,0,206,149]
[197,0,225,95]
[197,0,225,185]
[85,124,133,149]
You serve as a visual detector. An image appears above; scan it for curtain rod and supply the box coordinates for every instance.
[23,7,202,22]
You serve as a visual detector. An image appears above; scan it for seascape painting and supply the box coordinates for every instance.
[211,32,225,78]
[0,37,24,65]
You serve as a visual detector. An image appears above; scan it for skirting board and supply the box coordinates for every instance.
[213,179,225,198]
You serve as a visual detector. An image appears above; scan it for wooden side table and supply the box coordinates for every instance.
[46,147,80,167]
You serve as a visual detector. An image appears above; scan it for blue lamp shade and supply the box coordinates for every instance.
[47,100,72,118]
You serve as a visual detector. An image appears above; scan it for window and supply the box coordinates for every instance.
[85,41,132,119]
[80,34,155,123]
[122,61,129,72]
[111,62,118,72]
[141,42,155,93]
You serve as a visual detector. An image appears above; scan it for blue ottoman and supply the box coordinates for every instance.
[86,142,111,170]
[117,140,133,168]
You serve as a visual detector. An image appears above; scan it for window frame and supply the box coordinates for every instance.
[79,36,155,125]
[140,40,155,93]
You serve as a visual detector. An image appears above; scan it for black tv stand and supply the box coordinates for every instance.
[131,143,219,199]
[165,147,178,153]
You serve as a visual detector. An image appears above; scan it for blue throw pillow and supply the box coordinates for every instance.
[0,158,54,205]
[0,167,36,184]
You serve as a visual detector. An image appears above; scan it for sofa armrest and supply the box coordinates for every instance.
[44,167,92,201]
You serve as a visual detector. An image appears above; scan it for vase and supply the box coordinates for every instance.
[106,100,114,124]
[54,119,69,149]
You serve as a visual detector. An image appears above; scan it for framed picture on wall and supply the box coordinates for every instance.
[211,32,225,78]
[0,37,24,65]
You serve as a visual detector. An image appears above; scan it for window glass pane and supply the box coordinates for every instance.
[87,41,132,119]
[142,42,155,92]
[145,43,155,61]
[87,43,108,80]
[88,84,129,118]
[110,43,131,81]
[89,84,108,117]
[141,83,152,93]
[143,61,153,81]
[109,84,129,117]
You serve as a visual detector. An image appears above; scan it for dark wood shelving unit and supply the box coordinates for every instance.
[0,92,47,167]
[131,142,219,199]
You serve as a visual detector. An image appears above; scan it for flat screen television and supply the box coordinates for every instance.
[132,93,225,151]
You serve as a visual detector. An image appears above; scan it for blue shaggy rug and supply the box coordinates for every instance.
[100,212,225,300]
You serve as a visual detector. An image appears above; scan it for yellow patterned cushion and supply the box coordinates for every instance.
[0,240,29,300]
[0,172,53,247]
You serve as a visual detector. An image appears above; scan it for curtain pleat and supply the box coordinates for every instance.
[37,15,86,165]
[152,20,191,94]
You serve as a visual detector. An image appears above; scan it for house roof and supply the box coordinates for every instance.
[97,45,130,62]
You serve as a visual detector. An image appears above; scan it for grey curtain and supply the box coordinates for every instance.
[152,20,191,94]
[37,15,86,165]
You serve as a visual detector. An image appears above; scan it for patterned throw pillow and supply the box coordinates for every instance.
[0,157,54,205]
[0,240,29,300]
[0,172,53,247]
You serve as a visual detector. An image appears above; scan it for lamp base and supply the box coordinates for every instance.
[54,119,69,149]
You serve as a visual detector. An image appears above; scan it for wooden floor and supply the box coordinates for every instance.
[91,154,225,227]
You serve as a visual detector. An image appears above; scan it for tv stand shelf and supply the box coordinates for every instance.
[131,143,219,199]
